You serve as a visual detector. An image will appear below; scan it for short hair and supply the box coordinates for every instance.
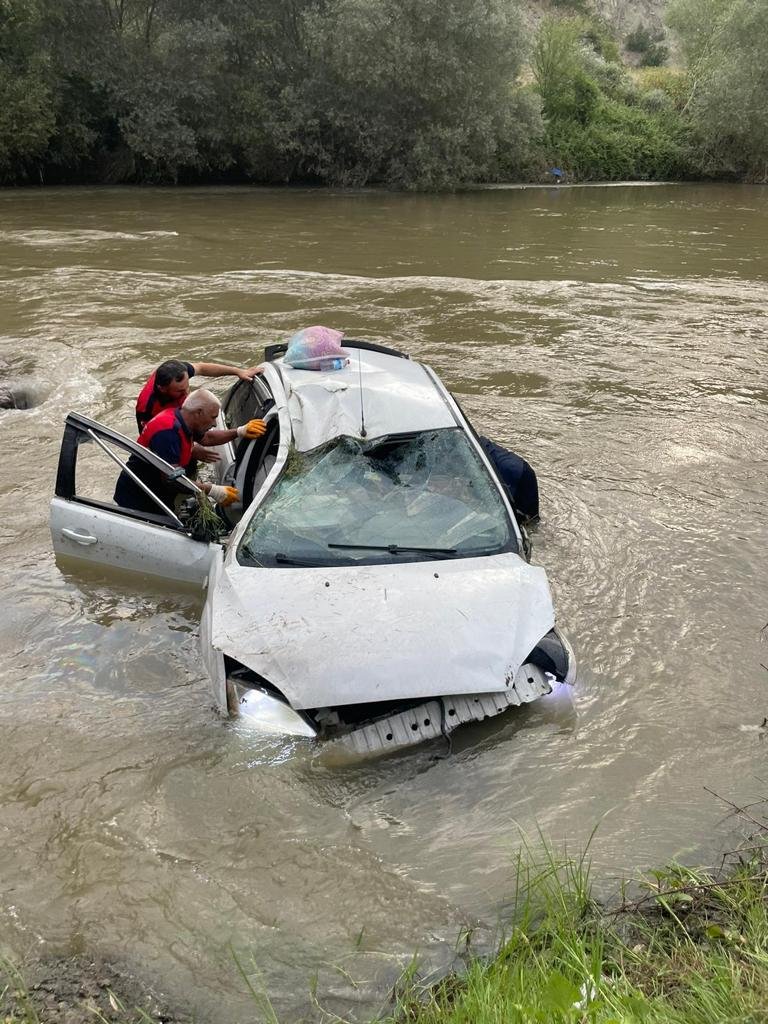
[183,388,220,413]
[155,359,190,388]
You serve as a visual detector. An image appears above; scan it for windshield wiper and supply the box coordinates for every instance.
[328,543,457,557]
[274,552,335,567]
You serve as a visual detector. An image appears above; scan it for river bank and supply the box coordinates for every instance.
[381,844,768,1023]
[4,838,768,1023]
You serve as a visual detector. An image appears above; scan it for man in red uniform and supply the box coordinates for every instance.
[135,358,261,432]
[115,389,265,514]
[135,358,262,465]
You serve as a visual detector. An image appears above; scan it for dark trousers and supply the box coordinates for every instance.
[479,436,539,521]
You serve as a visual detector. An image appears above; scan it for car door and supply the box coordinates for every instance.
[217,375,279,524]
[50,412,220,586]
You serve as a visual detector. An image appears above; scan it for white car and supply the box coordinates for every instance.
[51,340,575,755]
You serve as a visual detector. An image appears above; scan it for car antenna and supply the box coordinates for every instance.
[357,348,367,437]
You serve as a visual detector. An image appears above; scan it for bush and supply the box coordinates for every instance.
[581,48,638,104]
[625,21,669,66]
[633,67,691,109]
[546,99,691,180]
[641,88,673,112]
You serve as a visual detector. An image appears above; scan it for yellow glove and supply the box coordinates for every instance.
[237,419,267,440]
[208,484,240,507]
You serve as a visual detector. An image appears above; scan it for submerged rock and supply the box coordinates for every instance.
[0,385,31,409]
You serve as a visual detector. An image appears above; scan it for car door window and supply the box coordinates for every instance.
[220,377,280,510]
[240,417,280,505]
[223,376,272,431]
[55,413,199,530]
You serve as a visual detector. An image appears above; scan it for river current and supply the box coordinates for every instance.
[1,183,767,1021]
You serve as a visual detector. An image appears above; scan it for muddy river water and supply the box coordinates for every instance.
[1,183,767,1021]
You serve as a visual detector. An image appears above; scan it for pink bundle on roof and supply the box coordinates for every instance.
[283,326,349,370]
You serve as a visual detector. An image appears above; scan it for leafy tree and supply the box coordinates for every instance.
[533,17,602,126]
[533,18,583,121]
[0,0,537,187]
[261,0,538,187]
[667,0,768,178]
[0,0,55,179]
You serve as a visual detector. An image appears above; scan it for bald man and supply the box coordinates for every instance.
[114,389,262,514]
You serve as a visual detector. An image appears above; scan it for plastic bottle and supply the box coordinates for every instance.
[318,356,347,371]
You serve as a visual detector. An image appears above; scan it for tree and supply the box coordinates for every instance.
[667,0,768,178]
[0,0,55,179]
[533,17,599,125]
[282,0,537,187]
[0,0,539,186]
[625,22,669,66]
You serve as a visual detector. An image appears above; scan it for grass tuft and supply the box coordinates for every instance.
[380,840,768,1024]
[185,489,227,542]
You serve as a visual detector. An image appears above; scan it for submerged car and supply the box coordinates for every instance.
[51,340,575,755]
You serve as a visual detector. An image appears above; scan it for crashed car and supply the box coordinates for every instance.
[50,340,575,755]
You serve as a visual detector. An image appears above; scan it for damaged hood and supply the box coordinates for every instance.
[208,552,555,709]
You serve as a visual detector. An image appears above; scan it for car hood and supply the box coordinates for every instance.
[208,552,556,710]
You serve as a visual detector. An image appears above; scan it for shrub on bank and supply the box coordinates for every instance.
[633,67,691,112]
[545,100,691,181]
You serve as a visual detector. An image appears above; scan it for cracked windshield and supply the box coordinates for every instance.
[239,430,512,566]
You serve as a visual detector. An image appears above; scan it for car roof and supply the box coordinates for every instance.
[271,348,458,451]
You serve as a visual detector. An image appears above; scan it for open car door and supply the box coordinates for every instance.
[50,413,220,587]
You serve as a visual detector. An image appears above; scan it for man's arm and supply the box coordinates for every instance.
[193,419,268,461]
[199,418,267,446]
[198,427,239,447]
[191,362,262,381]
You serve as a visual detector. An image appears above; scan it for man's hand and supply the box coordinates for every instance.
[207,484,240,507]
[237,366,263,381]
[236,419,267,439]
[191,442,221,463]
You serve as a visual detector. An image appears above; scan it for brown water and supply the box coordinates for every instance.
[1,183,767,1021]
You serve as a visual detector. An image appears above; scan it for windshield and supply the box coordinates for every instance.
[237,428,515,567]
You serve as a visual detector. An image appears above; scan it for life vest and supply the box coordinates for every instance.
[138,407,194,468]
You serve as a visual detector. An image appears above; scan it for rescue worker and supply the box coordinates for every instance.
[135,358,261,433]
[114,389,266,514]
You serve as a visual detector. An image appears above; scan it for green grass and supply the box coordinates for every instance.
[4,843,768,1023]
[380,842,768,1024]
